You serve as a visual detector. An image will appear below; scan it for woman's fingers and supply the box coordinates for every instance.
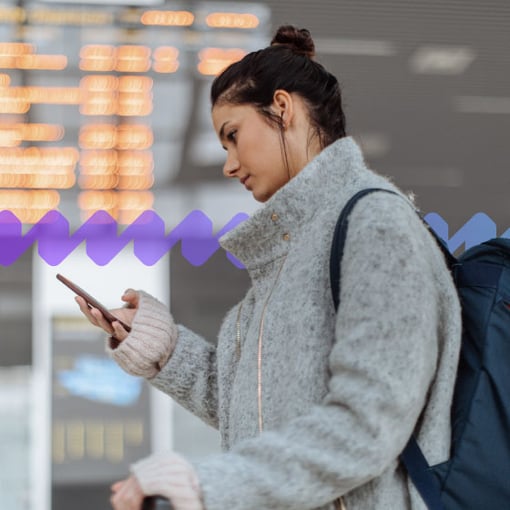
[75,296,114,334]
[75,293,137,339]
[75,296,99,325]
[111,321,129,342]
[110,475,145,510]
[90,307,115,334]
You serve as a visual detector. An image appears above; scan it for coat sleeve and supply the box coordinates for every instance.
[150,325,219,429]
[192,195,443,509]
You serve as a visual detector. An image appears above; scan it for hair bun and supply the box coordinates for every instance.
[270,25,315,59]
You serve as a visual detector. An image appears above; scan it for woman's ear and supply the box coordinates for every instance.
[272,89,294,128]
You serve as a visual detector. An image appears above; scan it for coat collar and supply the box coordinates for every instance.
[219,137,369,270]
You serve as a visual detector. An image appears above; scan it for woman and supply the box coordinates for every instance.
[78,26,461,510]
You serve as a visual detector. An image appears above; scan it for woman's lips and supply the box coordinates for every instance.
[240,175,251,188]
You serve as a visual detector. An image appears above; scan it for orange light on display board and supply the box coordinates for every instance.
[79,150,118,175]
[0,43,68,70]
[79,149,154,190]
[117,150,153,175]
[117,151,154,189]
[79,75,153,117]
[0,146,78,188]
[79,45,116,72]
[0,42,34,57]
[0,73,11,87]
[78,190,117,211]
[0,123,64,147]
[79,124,153,150]
[140,10,194,26]
[80,92,117,116]
[0,189,60,223]
[79,125,117,150]
[116,125,153,150]
[80,75,119,92]
[118,76,153,93]
[115,46,151,73]
[80,45,181,74]
[118,191,155,224]
[79,75,118,115]
[0,189,59,208]
[21,123,65,142]
[0,91,30,114]
[0,147,78,174]
[197,47,246,75]
[205,12,260,29]
[0,173,75,189]
[152,46,179,73]
[0,127,20,147]
[117,93,153,117]
[78,190,154,224]
[22,87,81,105]
[78,174,119,190]
[117,175,154,190]
[15,54,67,70]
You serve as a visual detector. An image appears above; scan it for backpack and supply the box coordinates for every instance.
[329,188,510,510]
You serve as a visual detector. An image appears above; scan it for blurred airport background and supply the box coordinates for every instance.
[0,1,509,509]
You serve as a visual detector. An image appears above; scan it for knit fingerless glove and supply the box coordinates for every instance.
[106,290,178,379]
[131,451,203,510]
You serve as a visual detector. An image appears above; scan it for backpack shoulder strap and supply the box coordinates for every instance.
[330,188,398,311]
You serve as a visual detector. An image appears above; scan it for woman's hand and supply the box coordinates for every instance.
[110,475,145,510]
[76,289,139,342]
[131,451,203,510]
[78,289,178,378]
[110,450,203,510]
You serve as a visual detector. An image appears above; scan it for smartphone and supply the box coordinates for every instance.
[56,273,132,332]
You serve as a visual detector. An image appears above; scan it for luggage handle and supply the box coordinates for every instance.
[142,496,173,510]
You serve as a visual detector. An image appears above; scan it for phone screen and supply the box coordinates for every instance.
[56,273,132,332]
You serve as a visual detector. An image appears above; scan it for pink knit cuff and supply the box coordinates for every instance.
[131,451,203,510]
[106,291,178,379]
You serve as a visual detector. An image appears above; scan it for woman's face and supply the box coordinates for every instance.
[211,102,289,203]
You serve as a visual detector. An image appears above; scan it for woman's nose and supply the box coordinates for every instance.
[223,151,239,177]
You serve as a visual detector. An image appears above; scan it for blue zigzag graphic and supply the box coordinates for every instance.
[0,209,508,267]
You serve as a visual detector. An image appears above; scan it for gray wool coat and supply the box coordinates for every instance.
[150,137,462,510]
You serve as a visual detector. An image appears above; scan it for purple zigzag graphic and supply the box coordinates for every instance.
[0,210,248,267]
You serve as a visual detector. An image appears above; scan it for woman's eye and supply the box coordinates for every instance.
[227,130,237,142]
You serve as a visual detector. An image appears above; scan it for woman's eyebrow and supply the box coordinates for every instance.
[219,121,229,141]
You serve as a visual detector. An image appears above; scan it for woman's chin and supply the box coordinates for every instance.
[252,190,272,203]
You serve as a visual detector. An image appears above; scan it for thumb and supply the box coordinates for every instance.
[111,480,124,493]
[121,289,140,308]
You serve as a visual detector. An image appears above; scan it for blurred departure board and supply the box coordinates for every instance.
[0,2,270,224]
[51,316,151,484]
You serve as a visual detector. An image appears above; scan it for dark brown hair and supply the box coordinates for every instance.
[210,25,346,149]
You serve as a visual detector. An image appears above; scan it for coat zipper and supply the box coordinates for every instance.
[257,255,287,432]
[235,302,243,361]
[334,497,346,509]
[235,256,287,433]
